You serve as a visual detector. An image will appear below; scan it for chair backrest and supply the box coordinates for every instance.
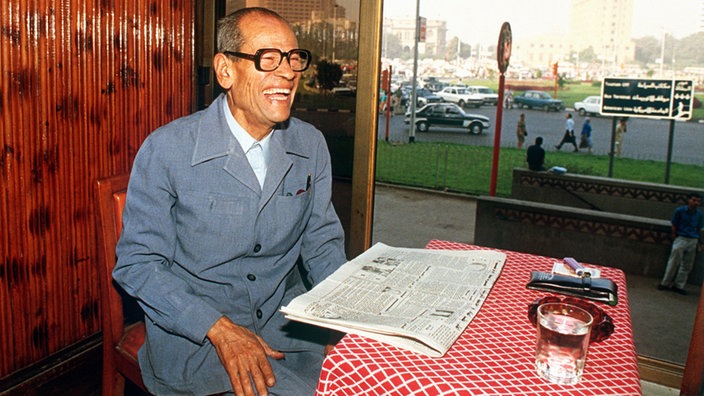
[95,174,133,352]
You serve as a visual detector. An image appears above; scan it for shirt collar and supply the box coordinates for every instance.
[222,99,273,161]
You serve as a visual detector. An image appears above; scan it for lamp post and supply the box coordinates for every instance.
[408,0,421,143]
[660,28,665,78]
[332,5,338,63]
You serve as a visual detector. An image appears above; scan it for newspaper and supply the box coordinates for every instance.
[281,243,506,357]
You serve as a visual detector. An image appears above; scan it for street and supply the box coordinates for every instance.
[379,106,704,166]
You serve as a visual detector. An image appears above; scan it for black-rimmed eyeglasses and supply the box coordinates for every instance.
[223,48,312,72]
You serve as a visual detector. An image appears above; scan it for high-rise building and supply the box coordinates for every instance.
[568,0,635,66]
[382,17,447,58]
[227,0,344,22]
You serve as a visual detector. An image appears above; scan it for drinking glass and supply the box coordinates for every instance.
[535,302,593,385]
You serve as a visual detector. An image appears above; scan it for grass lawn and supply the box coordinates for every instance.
[370,140,704,197]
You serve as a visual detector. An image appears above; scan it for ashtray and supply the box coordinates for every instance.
[528,296,615,343]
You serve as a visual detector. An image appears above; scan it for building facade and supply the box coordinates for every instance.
[382,17,447,58]
[568,0,635,67]
[227,0,345,22]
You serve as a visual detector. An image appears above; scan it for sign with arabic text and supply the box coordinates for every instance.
[600,78,694,120]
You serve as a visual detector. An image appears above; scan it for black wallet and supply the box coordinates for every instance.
[527,271,618,306]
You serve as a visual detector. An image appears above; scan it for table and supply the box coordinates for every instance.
[316,240,642,395]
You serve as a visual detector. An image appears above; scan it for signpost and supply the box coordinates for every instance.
[601,78,694,120]
[600,78,694,183]
[490,22,511,196]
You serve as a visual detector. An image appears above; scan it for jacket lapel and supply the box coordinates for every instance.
[258,122,309,211]
[191,95,261,194]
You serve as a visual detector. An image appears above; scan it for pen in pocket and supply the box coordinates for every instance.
[295,175,312,195]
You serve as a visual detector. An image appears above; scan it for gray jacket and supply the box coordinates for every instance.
[114,94,347,394]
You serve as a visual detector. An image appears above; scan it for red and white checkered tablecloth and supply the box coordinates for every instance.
[316,240,642,396]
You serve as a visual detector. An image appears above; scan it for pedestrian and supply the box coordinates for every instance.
[658,192,703,295]
[516,113,527,148]
[580,117,593,153]
[504,89,514,109]
[392,89,402,114]
[555,113,578,152]
[526,136,547,171]
[113,7,347,396]
[615,118,627,156]
[379,89,387,112]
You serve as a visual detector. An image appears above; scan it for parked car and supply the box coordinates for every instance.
[435,86,484,108]
[514,90,563,111]
[402,87,443,108]
[466,86,499,106]
[404,103,490,135]
[414,88,444,107]
[574,96,602,116]
[424,80,448,92]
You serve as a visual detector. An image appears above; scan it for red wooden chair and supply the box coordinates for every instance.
[95,174,147,395]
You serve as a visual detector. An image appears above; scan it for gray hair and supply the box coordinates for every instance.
[216,7,289,53]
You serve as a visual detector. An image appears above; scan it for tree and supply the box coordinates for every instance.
[443,37,472,62]
[578,46,597,63]
[634,32,704,68]
[316,60,343,90]
[674,32,704,65]
[634,36,662,65]
[383,33,404,59]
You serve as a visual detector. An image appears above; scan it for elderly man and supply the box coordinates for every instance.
[114,7,346,396]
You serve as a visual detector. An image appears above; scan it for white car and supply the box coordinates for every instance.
[574,96,602,116]
[435,86,483,108]
[466,86,499,106]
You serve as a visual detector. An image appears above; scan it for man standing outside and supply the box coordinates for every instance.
[555,113,578,152]
[580,117,593,154]
[658,192,704,295]
[526,136,547,171]
[114,8,347,396]
[615,118,627,156]
[516,113,527,149]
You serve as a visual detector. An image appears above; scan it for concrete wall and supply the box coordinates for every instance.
[474,196,704,285]
[511,168,704,220]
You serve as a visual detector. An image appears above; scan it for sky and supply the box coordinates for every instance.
[351,0,703,45]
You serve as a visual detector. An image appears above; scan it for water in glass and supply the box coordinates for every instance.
[535,303,592,385]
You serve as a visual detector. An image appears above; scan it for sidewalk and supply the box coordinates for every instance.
[371,183,699,367]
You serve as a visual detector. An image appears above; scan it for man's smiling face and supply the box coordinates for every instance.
[227,13,301,138]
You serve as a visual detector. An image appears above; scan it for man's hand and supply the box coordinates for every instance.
[207,317,285,396]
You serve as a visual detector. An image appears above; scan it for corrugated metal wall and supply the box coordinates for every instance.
[0,0,194,378]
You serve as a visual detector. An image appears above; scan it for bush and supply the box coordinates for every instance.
[316,61,343,91]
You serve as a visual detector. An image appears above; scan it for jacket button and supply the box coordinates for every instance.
[247,274,256,281]
[256,309,263,319]
[253,244,261,253]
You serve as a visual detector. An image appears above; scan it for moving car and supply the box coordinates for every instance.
[404,103,491,135]
[467,86,499,106]
[435,86,484,108]
[514,90,563,111]
[574,96,602,116]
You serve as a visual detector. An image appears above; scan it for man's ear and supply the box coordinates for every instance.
[213,53,235,90]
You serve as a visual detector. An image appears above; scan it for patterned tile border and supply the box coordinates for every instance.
[517,172,689,204]
[493,206,672,246]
